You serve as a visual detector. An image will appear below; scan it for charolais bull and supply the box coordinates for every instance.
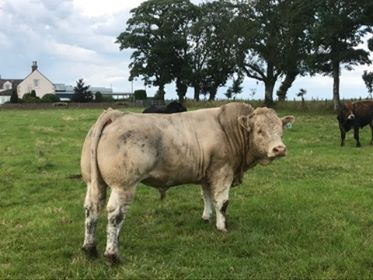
[80,102,294,264]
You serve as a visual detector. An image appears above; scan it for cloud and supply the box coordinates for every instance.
[72,0,143,18]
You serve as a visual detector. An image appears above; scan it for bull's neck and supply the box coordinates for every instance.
[228,123,252,172]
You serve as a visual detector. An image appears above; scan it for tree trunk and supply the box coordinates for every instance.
[157,84,165,101]
[277,71,298,102]
[176,79,188,102]
[332,61,341,111]
[208,87,218,101]
[193,84,200,101]
[264,81,275,106]
[264,62,275,106]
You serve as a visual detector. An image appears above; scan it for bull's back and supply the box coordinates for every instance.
[354,101,373,126]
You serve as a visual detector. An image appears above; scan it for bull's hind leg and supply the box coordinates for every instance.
[370,121,373,144]
[201,185,213,222]
[82,182,107,258]
[104,184,137,264]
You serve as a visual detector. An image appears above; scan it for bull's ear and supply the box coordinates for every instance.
[238,116,251,131]
[281,115,295,128]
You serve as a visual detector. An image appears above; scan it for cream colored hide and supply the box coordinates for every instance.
[80,103,294,264]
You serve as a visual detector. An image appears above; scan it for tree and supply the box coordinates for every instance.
[235,0,285,105]
[308,0,372,110]
[225,74,243,99]
[10,89,19,103]
[72,79,93,102]
[117,0,188,100]
[362,71,373,97]
[95,91,104,103]
[163,0,197,102]
[134,89,147,100]
[192,1,238,101]
[235,0,316,105]
[275,0,317,101]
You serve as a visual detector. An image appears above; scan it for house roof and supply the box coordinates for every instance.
[0,79,23,88]
[18,69,54,88]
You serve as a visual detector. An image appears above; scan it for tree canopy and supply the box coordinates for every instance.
[117,0,373,104]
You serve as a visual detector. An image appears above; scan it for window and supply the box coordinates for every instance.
[33,79,39,87]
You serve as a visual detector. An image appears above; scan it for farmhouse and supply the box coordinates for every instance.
[17,61,55,99]
[0,62,55,103]
[0,61,134,104]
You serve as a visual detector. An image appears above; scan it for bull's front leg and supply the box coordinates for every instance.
[339,127,346,146]
[210,168,233,232]
[354,126,361,147]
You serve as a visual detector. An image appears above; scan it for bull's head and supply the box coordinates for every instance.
[238,107,294,164]
[338,101,355,122]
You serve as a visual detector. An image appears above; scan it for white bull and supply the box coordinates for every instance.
[80,102,294,263]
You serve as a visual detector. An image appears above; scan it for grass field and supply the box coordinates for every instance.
[1,105,373,279]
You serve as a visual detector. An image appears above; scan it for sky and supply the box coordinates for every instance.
[0,0,372,100]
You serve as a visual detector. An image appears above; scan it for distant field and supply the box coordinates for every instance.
[1,106,373,279]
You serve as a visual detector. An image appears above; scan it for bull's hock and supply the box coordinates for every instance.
[80,103,294,264]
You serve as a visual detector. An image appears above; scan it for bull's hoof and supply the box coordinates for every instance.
[104,253,120,265]
[81,244,98,258]
[356,143,362,147]
[201,217,210,223]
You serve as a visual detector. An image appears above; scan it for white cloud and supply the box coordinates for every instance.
[48,42,101,62]
[72,0,143,17]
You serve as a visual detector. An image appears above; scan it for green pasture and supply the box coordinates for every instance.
[1,105,373,279]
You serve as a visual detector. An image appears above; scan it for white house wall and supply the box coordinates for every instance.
[17,70,55,98]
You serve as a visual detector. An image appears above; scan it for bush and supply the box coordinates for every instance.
[10,90,19,103]
[41,94,60,103]
[95,91,104,103]
[134,90,147,100]
[102,95,114,102]
[22,93,40,103]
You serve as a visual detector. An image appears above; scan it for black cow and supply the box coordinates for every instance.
[143,101,187,114]
[337,101,373,147]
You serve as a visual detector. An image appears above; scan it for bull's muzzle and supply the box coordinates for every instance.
[268,145,287,158]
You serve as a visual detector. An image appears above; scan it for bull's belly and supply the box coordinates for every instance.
[141,167,202,188]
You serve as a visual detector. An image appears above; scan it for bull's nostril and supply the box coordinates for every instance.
[273,146,286,155]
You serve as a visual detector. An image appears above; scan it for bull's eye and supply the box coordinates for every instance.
[257,129,263,135]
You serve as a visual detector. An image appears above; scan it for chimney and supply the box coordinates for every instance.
[31,61,38,72]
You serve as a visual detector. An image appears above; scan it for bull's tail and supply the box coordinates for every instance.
[90,109,124,198]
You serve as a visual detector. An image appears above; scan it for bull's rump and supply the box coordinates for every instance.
[94,109,224,188]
